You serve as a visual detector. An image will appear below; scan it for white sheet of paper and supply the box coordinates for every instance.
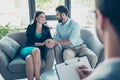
[55,56,91,80]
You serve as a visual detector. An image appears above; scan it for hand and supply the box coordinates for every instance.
[34,42,44,46]
[44,39,55,48]
[76,65,92,79]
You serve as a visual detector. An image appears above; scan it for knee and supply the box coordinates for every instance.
[26,55,33,63]
[89,53,98,62]
[32,48,41,56]
[63,49,75,60]
[87,53,98,68]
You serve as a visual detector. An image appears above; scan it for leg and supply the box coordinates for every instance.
[78,45,98,68]
[44,47,54,71]
[32,48,41,80]
[63,48,76,61]
[54,45,64,63]
[26,55,34,80]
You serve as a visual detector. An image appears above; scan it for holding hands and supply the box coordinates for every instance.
[44,39,56,48]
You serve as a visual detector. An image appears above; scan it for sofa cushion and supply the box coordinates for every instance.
[0,36,20,59]
[8,56,45,73]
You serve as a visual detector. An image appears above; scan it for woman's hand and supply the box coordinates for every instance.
[76,65,93,79]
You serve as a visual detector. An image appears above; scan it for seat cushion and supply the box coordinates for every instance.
[8,56,45,73]
[0,36,20,59]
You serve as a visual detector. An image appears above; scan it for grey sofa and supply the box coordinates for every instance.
[0,31,55,80]
[54,28,104,67]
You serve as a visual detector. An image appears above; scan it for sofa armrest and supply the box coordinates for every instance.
[42,48,54,72]
[0,49,10,72]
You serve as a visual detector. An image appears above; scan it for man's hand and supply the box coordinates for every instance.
[44,39,55,48]
[76,65,93,79]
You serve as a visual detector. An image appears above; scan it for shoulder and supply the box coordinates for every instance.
[70,19,79,25]
[68,19,80,28]
[86,62,120,80]
[27,24,34,30]
[56,23,62,29]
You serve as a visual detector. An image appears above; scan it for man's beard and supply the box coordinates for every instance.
[58,15,63,23]
[58,19,62,23]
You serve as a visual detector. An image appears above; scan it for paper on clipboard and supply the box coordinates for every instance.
[55,56,91,80]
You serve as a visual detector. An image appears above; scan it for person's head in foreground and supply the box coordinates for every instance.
[77,0,120,80]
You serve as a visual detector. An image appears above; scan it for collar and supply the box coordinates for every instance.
[60,18,70,26]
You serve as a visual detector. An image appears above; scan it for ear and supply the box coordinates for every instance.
[36,17,38,21]
[96,10,106,30]
[61,13,65,17]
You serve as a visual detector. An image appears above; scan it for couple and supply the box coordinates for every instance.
[20,5,97,80]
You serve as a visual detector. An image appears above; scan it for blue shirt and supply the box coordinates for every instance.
[54,18,83,47]
[35,32,42,39]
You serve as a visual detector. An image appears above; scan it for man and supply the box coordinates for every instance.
[77,0,120,80]
[47,5,98,68]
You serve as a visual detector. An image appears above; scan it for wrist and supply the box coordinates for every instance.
[54,40,59,45]
[41,42,45,46]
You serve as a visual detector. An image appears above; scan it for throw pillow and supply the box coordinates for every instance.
[0,36,20,59]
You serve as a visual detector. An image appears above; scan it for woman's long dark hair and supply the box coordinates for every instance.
[33,11,45,24]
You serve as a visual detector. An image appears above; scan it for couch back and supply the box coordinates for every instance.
[6,31,26,47]
[80,28,104,66]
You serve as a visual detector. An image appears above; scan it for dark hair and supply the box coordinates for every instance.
[55,5,68,16]
[33,11,45,24]
[95,0,120,37]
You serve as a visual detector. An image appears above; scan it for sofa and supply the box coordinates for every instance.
[54,28,104,67]
[0,31,55,80]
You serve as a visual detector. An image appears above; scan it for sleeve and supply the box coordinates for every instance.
[26,25,35,46]
[69,22,83,46]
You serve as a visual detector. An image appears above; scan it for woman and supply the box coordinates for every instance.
[20,11,52,80]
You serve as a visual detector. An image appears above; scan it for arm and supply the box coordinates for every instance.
[26,25,35,46]
[69,22,83,46]
[53,24,72,46]
[54,21,83,47]
[34,42,45,46]
[53,40,72,45]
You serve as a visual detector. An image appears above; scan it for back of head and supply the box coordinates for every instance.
[55,5,68,16]
[95,0,120,38]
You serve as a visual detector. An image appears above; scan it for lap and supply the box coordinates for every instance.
[20,46,37,59]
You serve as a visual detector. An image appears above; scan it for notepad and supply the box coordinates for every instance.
[55,56,92,80]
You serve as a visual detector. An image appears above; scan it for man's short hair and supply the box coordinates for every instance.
[56,5,68,16]
[95,0,120,37]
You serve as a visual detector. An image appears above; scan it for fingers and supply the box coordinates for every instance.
[76,65,90,79]
[45,41,55,48]
[78,65,88,69]
[45,39,53,43]
[76,67,87,79]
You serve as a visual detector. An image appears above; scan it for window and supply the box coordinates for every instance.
[47,21,58,37]
[35,0,64,36]
[35,0,64,15]
[0,0,29,27]
[71,0,95,28]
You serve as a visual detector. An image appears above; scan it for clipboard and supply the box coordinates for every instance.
[55,56,92,80]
